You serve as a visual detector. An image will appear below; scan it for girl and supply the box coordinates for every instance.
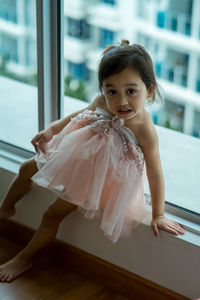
[0,40,185,282]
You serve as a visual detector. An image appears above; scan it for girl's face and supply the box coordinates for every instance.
[102,67,154,121]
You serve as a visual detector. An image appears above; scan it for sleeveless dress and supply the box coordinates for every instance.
[31,107,151,243]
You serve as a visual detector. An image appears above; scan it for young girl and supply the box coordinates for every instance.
[0,40,185,282]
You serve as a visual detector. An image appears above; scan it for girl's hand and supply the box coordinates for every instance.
[151,216,185,238]
[31,128,54,153]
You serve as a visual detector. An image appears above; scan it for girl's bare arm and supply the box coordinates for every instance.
[31,95,103,152]
[139,123,165,218]
[138,118,184,237]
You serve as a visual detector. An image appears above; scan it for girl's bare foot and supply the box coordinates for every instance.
[0,254,33,282]
[0,206,16,219]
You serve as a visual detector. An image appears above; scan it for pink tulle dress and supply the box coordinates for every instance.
[31,107,151,243]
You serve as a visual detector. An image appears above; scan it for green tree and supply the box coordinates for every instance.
[64,75,88,102]
[0,54,37,86]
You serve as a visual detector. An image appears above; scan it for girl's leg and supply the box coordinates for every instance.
[0,158,38,218]
[0,198,77,282]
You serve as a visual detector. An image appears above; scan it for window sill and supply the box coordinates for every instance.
[0,148,26,173]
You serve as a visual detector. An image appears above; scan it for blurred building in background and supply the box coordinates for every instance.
[0,0,200,137]
[0,0,36,82]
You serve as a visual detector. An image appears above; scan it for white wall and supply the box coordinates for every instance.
[0,165,200,299]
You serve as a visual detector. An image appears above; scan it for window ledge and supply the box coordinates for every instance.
[0,148,26,173]
[164,212,200,247]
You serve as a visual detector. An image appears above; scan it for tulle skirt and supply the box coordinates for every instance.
[32,110,151,243]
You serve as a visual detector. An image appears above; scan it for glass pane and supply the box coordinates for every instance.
[63,0,200,215]
[0,0,38,151]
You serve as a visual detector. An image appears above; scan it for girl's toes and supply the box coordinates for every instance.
[6,273,14,282]
[0,273,4,281]
[0,271,9,282]
[0,275,6,282]
[5,276,11,282]
[4,275,10,282]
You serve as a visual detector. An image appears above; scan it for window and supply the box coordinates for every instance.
[0,0,199,217]
[101,0,116,5]
[0,0,17,23]
[99,28,115,49]
[0,0,38,151]
[67,61,89,81]
[156,99,184,132]
[197,78,200,92]
[196,59,200,92]
[66,17,90,40]
[25,0,36,27]
[193,111,200,138]
[154,49,189,87]
[156,0,192,36]
[25,39,37,66]
[0,34,18,63]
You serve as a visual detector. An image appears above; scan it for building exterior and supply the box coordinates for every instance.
[0,0,200,137]
[64,0,200,137]
[0,0,36,77]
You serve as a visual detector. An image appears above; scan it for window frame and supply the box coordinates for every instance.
[165,201,200,226]
[36,0,64,131]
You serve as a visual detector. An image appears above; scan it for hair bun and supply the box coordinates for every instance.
[120,40,130,46]
[103,40,130,55]
[103,45,116,54]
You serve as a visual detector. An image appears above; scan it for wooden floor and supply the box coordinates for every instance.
[0,236,130,300]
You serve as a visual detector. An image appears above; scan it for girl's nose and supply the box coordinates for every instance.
[118,95,128,105]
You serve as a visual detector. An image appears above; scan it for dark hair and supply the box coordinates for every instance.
[98,40,162,104]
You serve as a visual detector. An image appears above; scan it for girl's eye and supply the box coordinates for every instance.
[128,89,136,95]
[107,90,116,96]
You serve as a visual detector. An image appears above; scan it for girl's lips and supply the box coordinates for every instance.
[117,110,132,115]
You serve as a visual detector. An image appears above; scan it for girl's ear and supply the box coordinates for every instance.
[147,83,156,98]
